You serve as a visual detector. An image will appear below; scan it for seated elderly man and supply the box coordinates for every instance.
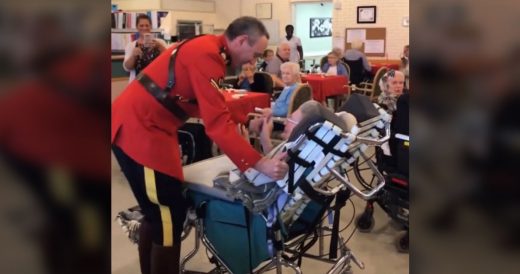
[265,42,291,88]
[377,69,406,113]
[249,99,355,154]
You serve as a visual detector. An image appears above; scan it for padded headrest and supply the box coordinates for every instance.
[335,111,357,132]
[338,93,379,123]
[288,101,348,142]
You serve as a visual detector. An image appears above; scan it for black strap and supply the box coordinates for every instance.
[136,36,208,122]
[136,73,191,122]
[306,132,352,158]
[329,188,350,259]
[165,35,206,92]
[298,179,329,206]
[287,150,313,167]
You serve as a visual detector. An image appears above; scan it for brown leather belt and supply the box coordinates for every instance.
[136,73,196,123]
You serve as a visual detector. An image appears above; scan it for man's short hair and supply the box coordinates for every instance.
[285,24,294,31]
[225,16,270,46]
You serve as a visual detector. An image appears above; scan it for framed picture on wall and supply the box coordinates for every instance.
[357,6,376,24]
[309,17,332,38]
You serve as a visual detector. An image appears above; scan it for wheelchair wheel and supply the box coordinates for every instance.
[395,230,409,253]
[355,212,375,233]
[352,151,378,190]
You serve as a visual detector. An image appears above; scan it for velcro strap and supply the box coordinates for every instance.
[298,179,329,206]
[305,132,349,157]
[287,150,313,167]
[137,73,191,122]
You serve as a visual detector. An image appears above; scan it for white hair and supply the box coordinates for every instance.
[378,70,405,93]
[280,62,301,80]
[350,40,363,50]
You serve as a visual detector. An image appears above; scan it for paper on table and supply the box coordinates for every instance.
[364,39,385,54]
[346,29,366,43]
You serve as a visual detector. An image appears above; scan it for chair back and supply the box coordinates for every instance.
[344,58,366,85]
[339,61,350,78]
[287,84,313,114]
[222,76,238,89]
[251,72,274,96]
[371,66,388,100]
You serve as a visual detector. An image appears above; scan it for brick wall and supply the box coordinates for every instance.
[332,0,409,60]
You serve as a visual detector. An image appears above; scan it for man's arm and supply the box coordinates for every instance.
[296,37,303,60]
[187,56,287,179]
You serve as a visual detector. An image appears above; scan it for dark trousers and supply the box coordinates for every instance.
[112,145,187,246]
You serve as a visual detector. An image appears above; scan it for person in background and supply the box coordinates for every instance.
[265,43,291,88]
[377,69,406,113]
[321,51,349,78]
[344,39,371,74]
[270,62,301,117]
[280,24,303,63]
[236,62,256,90]
[258,48,274,72]
[112,16,288,274]
[249,61,301,135]
[123,14,167,82]
[400,45,409,89]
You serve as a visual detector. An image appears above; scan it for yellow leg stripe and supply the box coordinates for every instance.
[144,167,159,204]
[159,206,173,246]
[144,167,174,246]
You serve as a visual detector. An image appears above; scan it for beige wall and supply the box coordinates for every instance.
[112,0,239,35]
[333,0,409,60]
[112,0,408,59]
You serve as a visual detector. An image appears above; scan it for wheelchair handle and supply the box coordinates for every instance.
[328,166,385,201]
[346,122,391,146]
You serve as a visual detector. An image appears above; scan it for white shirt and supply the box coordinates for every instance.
[280,35,302,62]
[326,65,338,76]
[123,38,167,82]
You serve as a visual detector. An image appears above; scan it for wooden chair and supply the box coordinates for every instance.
[247,83,313,152]
[251,72,274,98]
[287,83,313,115]
[350,66,388,102]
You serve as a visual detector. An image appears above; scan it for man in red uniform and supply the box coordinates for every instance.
[111,16,289,274]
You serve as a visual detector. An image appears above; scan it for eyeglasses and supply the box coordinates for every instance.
[286,117,298,125]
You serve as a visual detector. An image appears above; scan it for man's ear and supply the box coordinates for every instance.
[235,34,249,46]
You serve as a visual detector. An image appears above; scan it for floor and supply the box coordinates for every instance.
[111,154,409,274]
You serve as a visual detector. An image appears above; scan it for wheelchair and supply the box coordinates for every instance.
[347,94,409,253]
[117,95,393,273]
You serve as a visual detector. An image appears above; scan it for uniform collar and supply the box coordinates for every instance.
[218,35,232,65]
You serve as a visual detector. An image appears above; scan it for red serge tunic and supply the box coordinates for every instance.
[111,35,262,180]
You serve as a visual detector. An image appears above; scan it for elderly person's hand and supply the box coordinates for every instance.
[254,152,289,180]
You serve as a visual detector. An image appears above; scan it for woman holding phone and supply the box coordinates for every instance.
[123,14,167,82]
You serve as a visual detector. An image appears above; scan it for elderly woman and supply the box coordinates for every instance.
[377,69,405,113]
[321,51,349,78]
[248,62,301,135]
[270,62,301,117]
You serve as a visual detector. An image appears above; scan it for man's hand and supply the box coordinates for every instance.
[254,152,289,180]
